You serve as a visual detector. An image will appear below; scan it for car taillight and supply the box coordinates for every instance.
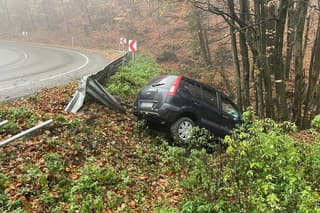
[168,76,182,96]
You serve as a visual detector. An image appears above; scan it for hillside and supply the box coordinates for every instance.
[0,55,319,212]
[0,85,182,212]
[1,1,320,211]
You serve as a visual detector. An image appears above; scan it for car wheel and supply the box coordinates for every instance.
[170,117,195,142]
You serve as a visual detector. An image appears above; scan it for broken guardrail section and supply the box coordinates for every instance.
[0,119,53,147]
[65,52,129,113]
[0,120,8,127]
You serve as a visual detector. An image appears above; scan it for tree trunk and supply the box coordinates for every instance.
[303,2,320,126]
[292,0,309,126]
[316,85,320,114]
[203,27,212,67]
[193,8,212,67]
[227,0,243,110]
[239,0,250,109]
[79,0,95,31]
[273,0,289,121]
[253,0,274,118]
[198,29,212,67]
[284,0,295,79]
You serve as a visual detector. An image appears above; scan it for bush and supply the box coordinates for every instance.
[312,114,320,130]
[0,107,40,135]
[107,55,164,98]
[0,173,9,208]
[181,110,320,212]
[220,113,319,211]
[69,158,120,212]
[187,127,218,152]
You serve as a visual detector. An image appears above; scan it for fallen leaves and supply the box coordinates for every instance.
[0,82,184,212]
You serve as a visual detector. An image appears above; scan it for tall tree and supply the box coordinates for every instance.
[189,7,212,67]
[303,0,320,127]
[238,0,251,109]
[292,0,309,125]
[227,0,242,109]
[184,0,318,127]
[272,0,289,121]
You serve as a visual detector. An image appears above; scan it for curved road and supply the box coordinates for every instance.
[0,41,109,101]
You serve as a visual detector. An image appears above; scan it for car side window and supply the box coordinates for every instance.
[202,87,218,108]
[192,83,202,101]
[183,81,202,101]
[221,98,239,119]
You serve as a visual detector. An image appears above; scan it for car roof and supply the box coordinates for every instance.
[161,75,236,103]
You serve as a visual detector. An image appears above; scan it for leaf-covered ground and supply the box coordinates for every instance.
[0,83,188,212]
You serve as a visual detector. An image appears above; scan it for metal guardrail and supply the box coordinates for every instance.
[0,120,8,127]
[0,119,53,147]
[65,52,129,113]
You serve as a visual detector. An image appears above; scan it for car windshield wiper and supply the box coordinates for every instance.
[152,83,165,87]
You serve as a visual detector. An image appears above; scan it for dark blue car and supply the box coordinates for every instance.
[134,75,241,142]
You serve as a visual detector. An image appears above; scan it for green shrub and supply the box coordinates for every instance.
[153,207,179,213]
[0,107,40,135]
[70,194,106,213]
[7,108,39,126]
[181,200,215,213]
[0,173,9,192]
[312,114,320,129]
[218,112,320,212]
[107,55,164,98]
[180,110,320,212]
[69,159,119,212]
[160,144,189,173]
[182,149,216,196]
[187,127,217,151]
[0,173,9,209]
[43,153,65,175]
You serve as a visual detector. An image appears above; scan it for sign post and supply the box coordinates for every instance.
[128,40,137,64]
[119,37,127,51]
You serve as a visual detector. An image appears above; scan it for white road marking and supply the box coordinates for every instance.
[0,84,24,92]
[0,48,90,91]
[0,48,28,69]
[40,51,89,82]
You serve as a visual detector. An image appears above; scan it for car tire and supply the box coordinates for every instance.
[170,117,195,143]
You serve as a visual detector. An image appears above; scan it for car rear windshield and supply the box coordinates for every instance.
[147,75,178,88]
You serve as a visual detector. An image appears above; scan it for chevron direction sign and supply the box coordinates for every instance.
[128,40,137,52]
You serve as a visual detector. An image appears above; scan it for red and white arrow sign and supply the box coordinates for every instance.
[128,40,137,52]
[120,37,127,45]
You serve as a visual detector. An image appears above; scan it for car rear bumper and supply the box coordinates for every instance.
[133,103,179,124]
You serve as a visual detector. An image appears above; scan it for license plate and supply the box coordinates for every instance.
[140,102,154,108]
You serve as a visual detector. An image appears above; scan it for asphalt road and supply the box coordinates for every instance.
[0,41,109,101]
